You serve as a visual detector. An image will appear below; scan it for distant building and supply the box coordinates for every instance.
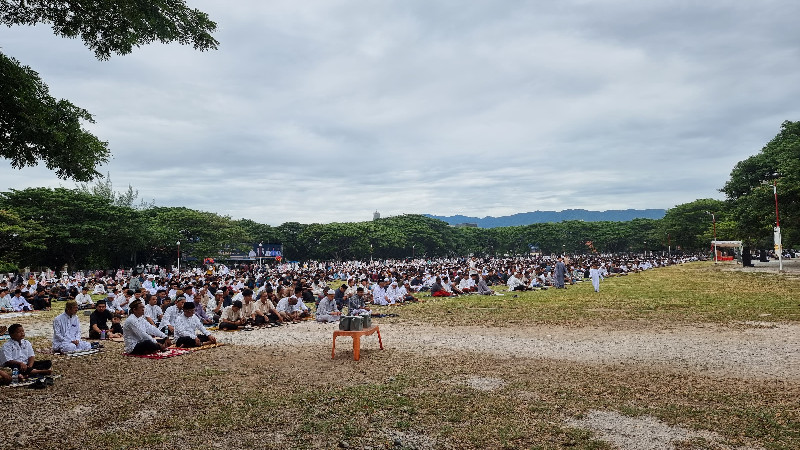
[373,210,380,220]
[453,223,478,228]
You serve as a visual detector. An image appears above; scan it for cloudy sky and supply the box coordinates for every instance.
[3,0,799,225]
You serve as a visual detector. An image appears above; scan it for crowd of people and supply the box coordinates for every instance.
[1,253,702,384]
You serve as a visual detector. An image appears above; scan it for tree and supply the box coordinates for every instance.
[0,187,140,269]
[0,1,218,180]
[722,120,800,247]
[0,53,109,181]
[659,199,729,252]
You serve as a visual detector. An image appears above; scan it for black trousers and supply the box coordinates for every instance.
[175,335,209,348]
[129,338,167,355]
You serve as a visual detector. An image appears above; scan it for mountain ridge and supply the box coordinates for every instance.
[426,209,666,228]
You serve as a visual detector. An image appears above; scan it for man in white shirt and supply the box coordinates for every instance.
[144,294,163,327]
[385,281,403,305]
[123,300,171,355]
[75,286,94,309]
[506,272,530,291]
[276,295,310,321]
[173,302,216,348]
[1,324,52,380]
[0,288,12,312]
[160,296,186,335]
[10,290,33,311]
[371,280,389,306]
[52,300,93,353]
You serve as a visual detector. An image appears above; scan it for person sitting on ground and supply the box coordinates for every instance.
[123,300,171,355]
[1,324,52,380]
[52,300,93,353]
[75,286,94,309]
[144,294,163,327]
[334,284,349,311]
[506,272,530,291]
[89,300,122,339]
[347,286,371,315]
[160,296,186,335]
[0,288,12,312]
[28,286,50,311]
[240,289,257,325]
[315,290,341,323]
[173,302,217,348]
[400,280,419,302]
[253,291,282,325]
[458,274,476,294]
[371,279,389,305]
[276,295,310,322]
[115,289,134,315]
[473,273,495,295]
[430,276,451,297]
[209,290,225,323]
[219,300,246,330]
[193,296,214,326]
[442,276,464,296]
[10,289,34,311]
[385,281,404,305]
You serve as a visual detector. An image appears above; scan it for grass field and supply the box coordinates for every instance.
[3,261,799,449]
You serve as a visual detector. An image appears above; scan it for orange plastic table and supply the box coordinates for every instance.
[332,325,383,361]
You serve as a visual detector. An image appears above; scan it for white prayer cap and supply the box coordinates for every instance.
[327,289,335,295]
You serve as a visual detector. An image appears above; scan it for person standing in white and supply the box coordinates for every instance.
[589,262,604,293]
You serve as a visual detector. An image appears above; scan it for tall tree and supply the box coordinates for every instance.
[722,120,800,247]
[0,1,218,180]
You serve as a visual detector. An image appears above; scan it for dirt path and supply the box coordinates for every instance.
[15,314,797,381]
[213,321,799,381]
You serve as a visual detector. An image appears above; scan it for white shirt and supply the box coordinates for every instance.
[1,338,34,365]
[145,304,163,323]
[172,313,210,339]
[75,293,94,307]
[161,305,180,328]
[122,315,166,353]
[11,295,32,311]
[371,285,388,306]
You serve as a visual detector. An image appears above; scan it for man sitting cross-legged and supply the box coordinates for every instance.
[89,300,122,339]
[1,324,52,380]
[173,302,217,348]
[218,300,246,330]
[253,291,283,326]
[315,289,341,323]
[52,300,93,353]
[123,300,172,355]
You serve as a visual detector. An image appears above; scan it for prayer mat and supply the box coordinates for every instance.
[0,312,37,319]
[60,349,101,357]
[124,348,190,359]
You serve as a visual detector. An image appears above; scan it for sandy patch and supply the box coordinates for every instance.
[566,410,760,450]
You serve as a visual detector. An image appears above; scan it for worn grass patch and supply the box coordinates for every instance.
[2,345,798,449]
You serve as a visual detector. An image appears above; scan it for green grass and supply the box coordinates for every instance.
[369,262,800,326]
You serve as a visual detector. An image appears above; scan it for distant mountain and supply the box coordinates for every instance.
[426,209,666,228]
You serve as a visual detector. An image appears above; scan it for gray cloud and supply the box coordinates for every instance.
[1,0,799,224]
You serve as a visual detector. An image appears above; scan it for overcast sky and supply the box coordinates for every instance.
[2,0,799,225]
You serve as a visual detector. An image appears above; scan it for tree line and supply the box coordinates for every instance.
[2,119,798,271]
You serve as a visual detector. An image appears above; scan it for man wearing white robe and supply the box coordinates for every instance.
[52,301,92,353]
